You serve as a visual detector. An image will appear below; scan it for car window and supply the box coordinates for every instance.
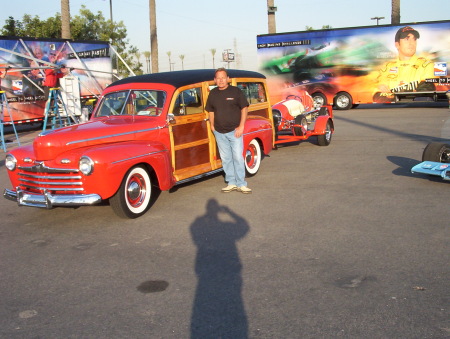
[173,87,203,115]
[95,90,166,117]
[237,82,267,104]
[96,91,129,116]
[134,90,166,116]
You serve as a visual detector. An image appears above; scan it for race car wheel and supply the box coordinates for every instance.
[317,120,332,146]
[334,92,352,110]
[312,92,327,107]
[422,142,450,163]
[110,165,153,219]
[294,114,307,136]
[245,139,262,176]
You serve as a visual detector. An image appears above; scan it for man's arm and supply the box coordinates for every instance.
[208,111,215,132]
[235,106,248,138]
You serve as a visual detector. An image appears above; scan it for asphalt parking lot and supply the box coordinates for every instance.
[1,103,449,338]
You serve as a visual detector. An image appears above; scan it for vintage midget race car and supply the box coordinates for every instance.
[271,89,334,146]
[411,142,450,181]
[4,69,274,218]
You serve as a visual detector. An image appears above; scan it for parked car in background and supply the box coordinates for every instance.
[4,69,275,218]
[271,87,334,146]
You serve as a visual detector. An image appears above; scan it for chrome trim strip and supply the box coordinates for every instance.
[19,173,82,180]
[66,126,165,145]
[4,188,101,208]
[20,184,84,191]
[111,149,166,164]
[18,162,78,173]
[244,128,272,136]
[19,179,83,186]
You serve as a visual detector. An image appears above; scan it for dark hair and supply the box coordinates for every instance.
[215,67,228,77]
[395,26,420,42]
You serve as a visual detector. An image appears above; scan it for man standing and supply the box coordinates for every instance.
[43,54,69,100]
[206,68,251,194]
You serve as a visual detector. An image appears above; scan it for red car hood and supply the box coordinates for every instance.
[33,116,163,160]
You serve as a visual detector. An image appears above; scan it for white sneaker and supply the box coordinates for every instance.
[221,185,237,193]
[237,186,252,194]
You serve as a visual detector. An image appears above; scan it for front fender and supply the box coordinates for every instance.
[80,141,173,198]
[312,116,334,135]
[244,118,274,155]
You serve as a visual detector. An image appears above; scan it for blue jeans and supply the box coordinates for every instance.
[213,130,247,187]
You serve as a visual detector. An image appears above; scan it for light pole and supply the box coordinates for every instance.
[371,16,385,25]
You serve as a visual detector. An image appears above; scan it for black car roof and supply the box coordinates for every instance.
[109,69,266,89]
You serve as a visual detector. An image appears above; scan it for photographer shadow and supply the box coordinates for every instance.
[190,198,250,339]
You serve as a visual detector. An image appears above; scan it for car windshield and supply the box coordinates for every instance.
[94,90,166,117]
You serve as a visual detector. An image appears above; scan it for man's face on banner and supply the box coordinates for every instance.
[395,33,418,60]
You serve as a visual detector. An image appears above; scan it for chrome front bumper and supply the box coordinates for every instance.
[4,188,102,209]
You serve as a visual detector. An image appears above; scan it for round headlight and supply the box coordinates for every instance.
[5,154,17,171]
[79,156,94,175]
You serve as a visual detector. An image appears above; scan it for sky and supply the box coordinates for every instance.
[2,0,450,72]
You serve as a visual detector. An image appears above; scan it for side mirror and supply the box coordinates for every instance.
[167,113,176,124]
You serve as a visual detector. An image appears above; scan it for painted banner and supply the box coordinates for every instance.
[0,37,112,123]
[257,20,450,107]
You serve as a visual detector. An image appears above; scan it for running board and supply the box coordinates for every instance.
[175,168,223,186]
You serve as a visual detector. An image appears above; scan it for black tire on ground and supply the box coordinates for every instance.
[317,120,332,146]
[110,165,153,219]
[245,139,262,176]
[422,142,450,163]
[294,114,307,136]
[334,92,352,110]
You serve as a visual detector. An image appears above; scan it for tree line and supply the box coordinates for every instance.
[0,6,143,77]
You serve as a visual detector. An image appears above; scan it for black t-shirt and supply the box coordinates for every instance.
[205,85,249,133]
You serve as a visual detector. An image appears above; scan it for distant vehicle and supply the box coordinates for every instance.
[3,70,274,218]
[257,20,450,110]
[271,88,334,146]
[411,142,450,181]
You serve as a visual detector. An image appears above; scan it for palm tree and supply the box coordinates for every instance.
[210,48,216,68]
[391,0,400,24]
[267,0,276,34]
[179,55,185,70]
[61,0,71,39]
[149,0,159,73]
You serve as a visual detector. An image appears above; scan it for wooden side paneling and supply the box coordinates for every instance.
[172,120,208,145]
[175,143,210,169]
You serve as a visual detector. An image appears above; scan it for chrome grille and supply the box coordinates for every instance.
[17,162,84,193]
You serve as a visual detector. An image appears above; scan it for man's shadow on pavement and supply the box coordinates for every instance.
[190,198,250,339]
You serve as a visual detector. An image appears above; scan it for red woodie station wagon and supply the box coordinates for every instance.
[4,70,275,218]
